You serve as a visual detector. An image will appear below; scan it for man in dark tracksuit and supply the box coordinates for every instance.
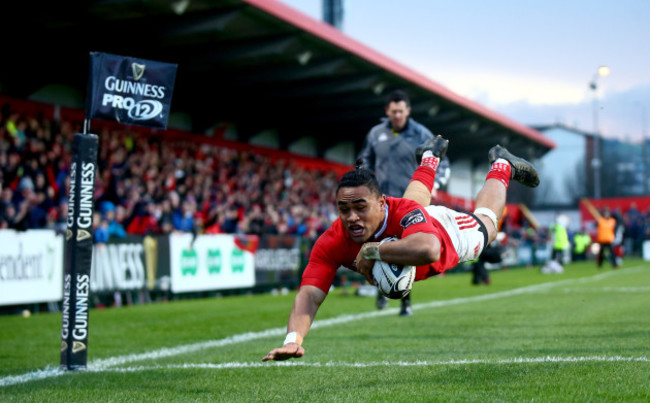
[358,90,448,316]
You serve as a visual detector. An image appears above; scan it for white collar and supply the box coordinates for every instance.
[373,203,389,239]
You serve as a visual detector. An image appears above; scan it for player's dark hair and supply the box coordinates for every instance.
[336,160,381,197]
[385,89,410,107]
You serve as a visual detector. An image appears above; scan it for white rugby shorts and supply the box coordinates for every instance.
[424,205,489,263]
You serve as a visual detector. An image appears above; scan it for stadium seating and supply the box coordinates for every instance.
[0,97,343,240]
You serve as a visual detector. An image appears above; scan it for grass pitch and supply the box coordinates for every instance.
[1,259,649,401]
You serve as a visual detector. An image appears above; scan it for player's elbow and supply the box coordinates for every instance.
[403,233,440,265]
[410,245,439,265]
[421,246,440,264]
[420,236,440,264]
[299,285,327,307]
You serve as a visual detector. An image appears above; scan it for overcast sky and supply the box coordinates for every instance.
[279,0,650,142]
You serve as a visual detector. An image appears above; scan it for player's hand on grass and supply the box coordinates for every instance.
[262,343,305,361]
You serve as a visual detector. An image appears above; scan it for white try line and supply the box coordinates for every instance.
[1,265,647,388]
[90,355,650,373]
[2,355,648,387]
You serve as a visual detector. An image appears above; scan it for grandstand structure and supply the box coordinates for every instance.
[534,124,650,204]
[1,0,553,199]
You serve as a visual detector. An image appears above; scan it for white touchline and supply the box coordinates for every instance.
[1,265,646,388]
[557,286,650,294]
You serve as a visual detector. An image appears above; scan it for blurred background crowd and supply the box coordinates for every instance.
[0,104,339,242]
[3,103,650,258]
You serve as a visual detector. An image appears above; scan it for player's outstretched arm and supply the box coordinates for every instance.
[355,233,440,283]
[377,232,440,265]
[262,285,326,362]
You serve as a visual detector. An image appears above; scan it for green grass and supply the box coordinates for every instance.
[2,259,649,402]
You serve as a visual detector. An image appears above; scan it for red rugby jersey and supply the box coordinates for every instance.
[301,197,458,293]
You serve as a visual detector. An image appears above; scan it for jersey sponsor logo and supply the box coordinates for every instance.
[400,209,426,229]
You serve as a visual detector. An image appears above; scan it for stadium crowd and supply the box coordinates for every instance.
[0,103,339,241]
[2,101,650,258]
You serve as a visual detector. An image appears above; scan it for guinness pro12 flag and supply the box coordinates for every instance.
[86,52,177,129]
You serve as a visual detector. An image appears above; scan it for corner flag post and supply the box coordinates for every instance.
[60,132,98,370]
[59,51,177,370]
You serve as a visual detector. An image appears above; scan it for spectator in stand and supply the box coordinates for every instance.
[11,177,48,230]
[127,200,161,235]
[0,187,13,225]
[156,198,175,234]
[3,152,22,190]
[247,204,265,235]
[3,204,24,230]
[173,199,196,233]
[94,211,110,244]
[626,202,640,224]
[100,201,127,239]
[27,191,48,229]
[44,206,61,233]
[53,199,68,234]
[5,111,26,149]
[221,203,240,233]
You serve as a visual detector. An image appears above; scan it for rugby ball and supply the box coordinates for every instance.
[371,238,415,299]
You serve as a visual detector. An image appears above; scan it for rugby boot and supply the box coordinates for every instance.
[488,145,540,188]
[376,294,388,310]
[415,134,449,163]
[399,297,413,317]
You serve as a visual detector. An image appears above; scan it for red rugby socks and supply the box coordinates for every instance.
[410,151,438,192]
[486,158,512,189]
